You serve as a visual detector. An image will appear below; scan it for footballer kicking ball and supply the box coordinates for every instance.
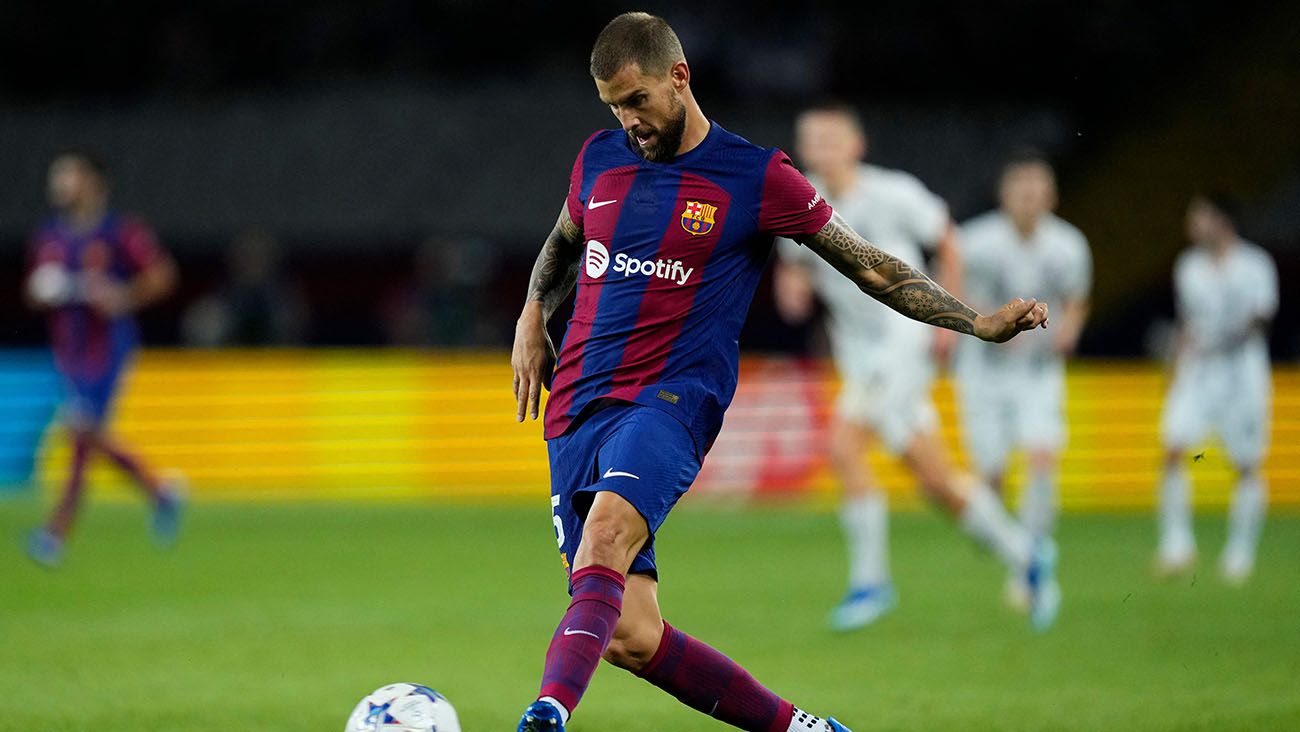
[345,683,461,732]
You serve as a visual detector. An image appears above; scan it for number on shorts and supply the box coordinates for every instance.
[551,494,565,549]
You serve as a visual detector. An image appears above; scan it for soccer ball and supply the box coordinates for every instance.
[345,683,461,732]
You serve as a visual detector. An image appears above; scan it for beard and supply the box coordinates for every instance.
[630,97,687,163]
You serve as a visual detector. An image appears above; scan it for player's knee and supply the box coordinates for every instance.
[1163,448,1184,470]
[576,515,646,568]
[601,622,660,672]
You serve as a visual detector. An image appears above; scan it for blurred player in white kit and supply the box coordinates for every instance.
[776,104,1057,631]
[955,150,1091,603]
[1155,193,1277,584]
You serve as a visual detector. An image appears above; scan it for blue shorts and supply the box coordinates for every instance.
[547,402,702,583]
[61,357,129,427]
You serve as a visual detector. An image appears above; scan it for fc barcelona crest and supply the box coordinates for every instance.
[680,200,717,236]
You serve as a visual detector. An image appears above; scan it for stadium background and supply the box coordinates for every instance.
[2,2,1298,731]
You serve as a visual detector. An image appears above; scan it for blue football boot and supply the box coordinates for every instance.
[828,584,897,632]
[151,475,187,547]
[517,700,565,732]
[827,717,854,731]
[1026,537,1061,632]
[26,528,64,568]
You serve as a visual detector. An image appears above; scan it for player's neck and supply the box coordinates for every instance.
[1009,214,1041,240]
[1208,234,1237,259]
[674,98,711,158]
[64,200,107,232]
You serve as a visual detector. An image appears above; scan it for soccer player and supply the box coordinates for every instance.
[954,150,1091,604]
[774,104,1053,631]
[1155,193,1277,584]
[24,150,184,567]
[510,13,1052,732]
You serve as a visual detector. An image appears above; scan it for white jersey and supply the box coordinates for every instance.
[1173,240,1277,361]
[1161,240,1277,465]
[956,211,1092,370]
[778,163,949,381]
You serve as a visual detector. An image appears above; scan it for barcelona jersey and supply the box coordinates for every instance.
[544,122,833,451]
[27,213,163,418]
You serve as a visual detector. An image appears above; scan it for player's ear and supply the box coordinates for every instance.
[670,60,689,91]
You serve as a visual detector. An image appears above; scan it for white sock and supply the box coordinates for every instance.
[538,696,570,724]
[961,482,1033,571]
[1157,466,1195,561]
[1018,469,1058,539]
[787,707,829,731]
[1225,475,1266,564]
[841,492,889,589]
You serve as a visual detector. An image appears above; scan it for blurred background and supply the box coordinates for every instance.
[1,2,1298,729]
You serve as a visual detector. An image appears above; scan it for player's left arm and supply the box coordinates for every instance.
[1052,297,1090,357]
[86,220,177,317]
[794,211,1048,343]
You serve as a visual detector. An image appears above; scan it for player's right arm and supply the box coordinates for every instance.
[512,205,584,422]
[795,211,1048,343]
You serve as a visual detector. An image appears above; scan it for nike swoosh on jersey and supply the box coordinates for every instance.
[563,627,600,639]
[588,198,618,209]
[602,469,640,480]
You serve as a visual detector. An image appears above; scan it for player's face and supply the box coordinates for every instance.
[795,112,865,177]
[47,156,92,210]
[999,163,1056,224]
[596,62,688,163]
[1186,199,1229,244]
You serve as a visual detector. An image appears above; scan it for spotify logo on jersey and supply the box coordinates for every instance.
[585,240,610,279]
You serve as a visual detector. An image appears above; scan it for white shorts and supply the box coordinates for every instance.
[957,357,1066,475]
[1161,350,1271,467]
[834,349,938,454]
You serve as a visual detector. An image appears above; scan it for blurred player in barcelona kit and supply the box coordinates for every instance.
[774,104,1051,632]
[509,13,1052,732]
[23,150,184,567]
[955,150,1091,605]
[1155,194,1277,584]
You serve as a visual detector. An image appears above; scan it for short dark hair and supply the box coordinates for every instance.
[1001,146,1054,177]
[1194,190,1241,229]
[798,99,866,135]
[590,12,685,80]
[54,148,111,182]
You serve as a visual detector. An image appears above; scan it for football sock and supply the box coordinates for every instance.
[1157,466,1195,561]
[1225,475,1266,563]
[537,696,570,724]
[840,492,889,589]
[1018,469,1058,539]
[99,439,163,501]
[961,482,1033,571]
[47,433,92,539]
[536,565,625,715]
[787,708,830,731]
[638,620,795,732]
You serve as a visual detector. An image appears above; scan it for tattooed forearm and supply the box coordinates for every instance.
[525,207,584,321]
[796,212,979,335]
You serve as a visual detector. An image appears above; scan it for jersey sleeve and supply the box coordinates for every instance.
[1252,248,1279,320]
[898,176,949,251]
[564,132,601,233]
[119,216,164,274]
[1062,231,1093,301]
[758,151,833,238]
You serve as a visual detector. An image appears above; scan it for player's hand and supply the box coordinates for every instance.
[511,303,557,422]
[83,276,134,318]
[973,297,1049,343]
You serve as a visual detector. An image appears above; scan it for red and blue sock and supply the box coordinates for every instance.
[638,620,797,732]
[536,565,626,716]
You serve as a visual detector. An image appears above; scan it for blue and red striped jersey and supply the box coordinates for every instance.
[27,212,163,380]
[544,122,833,451]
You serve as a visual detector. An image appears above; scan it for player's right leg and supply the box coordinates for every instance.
[27,424,93,567]
[1155,372,1206,578]
[901,431,1058,630]
[826,413,895,631]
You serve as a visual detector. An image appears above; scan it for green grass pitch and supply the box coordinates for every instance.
[1,497,1297,731]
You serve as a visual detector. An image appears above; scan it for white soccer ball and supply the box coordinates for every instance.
[345,683,461,732]
[28,263,73,306]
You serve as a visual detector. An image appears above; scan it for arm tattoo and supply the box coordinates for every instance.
[526,207,584,321]
[796,212,979,335]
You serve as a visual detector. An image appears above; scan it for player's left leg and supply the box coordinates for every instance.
[604,574,852,732]
[90,431,186,544]
[1218,367,1271,585]
[1020,448,1060,540]
[27,426,93,567]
